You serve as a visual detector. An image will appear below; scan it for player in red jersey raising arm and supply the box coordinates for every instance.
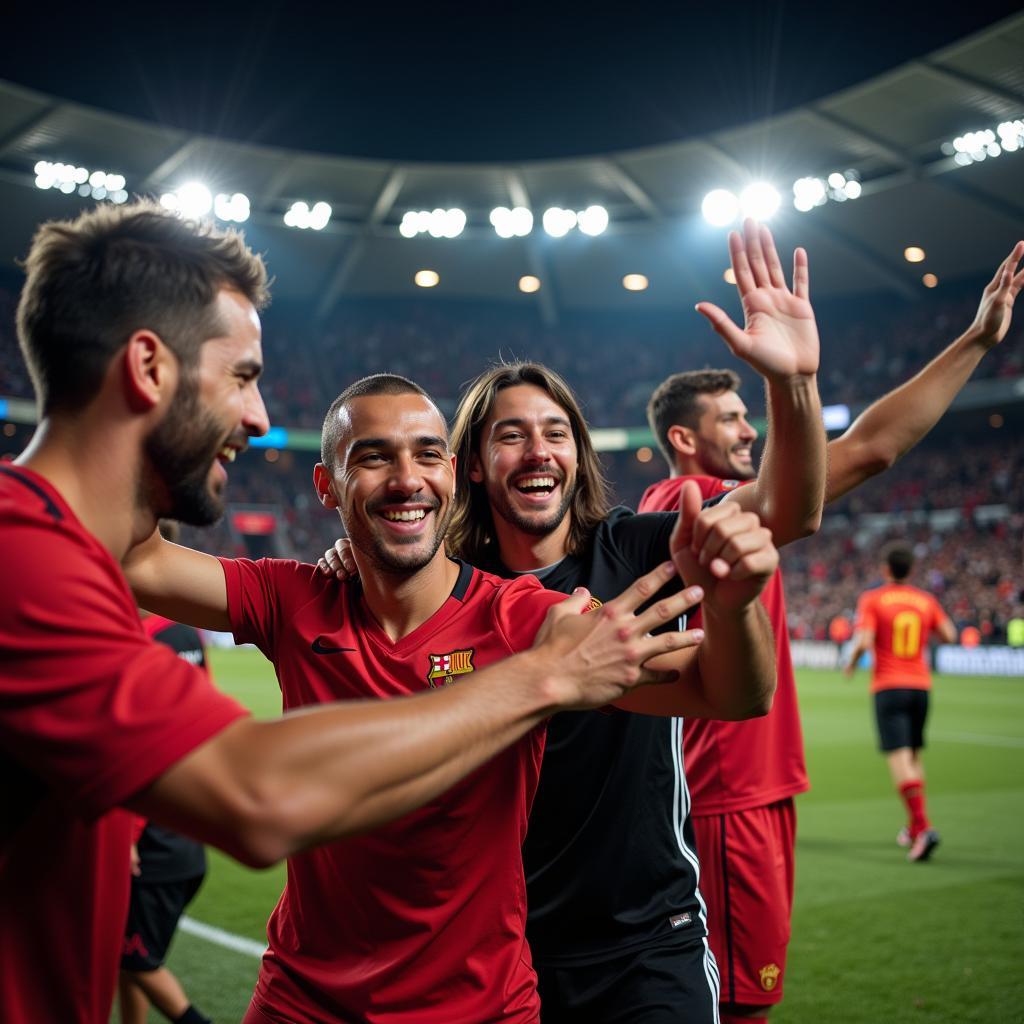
[641,235,1023,1022]
[0,201,709,1024]
[843,542,956,862]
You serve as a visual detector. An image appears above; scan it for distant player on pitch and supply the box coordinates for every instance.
[843,542,956,862]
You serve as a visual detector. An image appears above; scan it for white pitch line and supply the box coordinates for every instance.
[932,731,1024,749]
[179,915,267,959]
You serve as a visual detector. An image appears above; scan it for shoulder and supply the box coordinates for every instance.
[221,556,331,596]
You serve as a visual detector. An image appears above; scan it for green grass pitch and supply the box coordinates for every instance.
[114,648,1024,1022]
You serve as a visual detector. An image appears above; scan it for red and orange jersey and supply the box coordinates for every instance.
[855,583,951,692]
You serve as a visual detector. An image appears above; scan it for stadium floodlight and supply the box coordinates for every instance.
[739,182,781,221]
[214,192,250,223]
[399,208,466,238]
[701,189,740,227]
[490,206,533,238]
[400,212,419,238]
[443,208,466,238]
[542,207,576,238]
[946,120,1023,164]
[34,160,129,203]
[622,273,649,291]
[843,180,862,199]
[284,200,332,230]
[414,269,440,288]
[309,202,332,230]
[792,177,826,212]
[174,182,214,219]
[518,275,541,293]
[577,205,609,236]
[904,246,926,263]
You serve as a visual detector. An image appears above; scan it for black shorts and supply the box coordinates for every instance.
[121,875,204,972]
[536,937,719,1024]
[874,688,930,752]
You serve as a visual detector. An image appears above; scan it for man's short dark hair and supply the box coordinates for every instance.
[646,369,742,467]
[883,541,914,581]
[320,373,440,470]
[16,200,269,416]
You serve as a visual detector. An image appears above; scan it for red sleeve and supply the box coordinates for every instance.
[219,556,325,658]
[492,575,568,653]
[855,592,877,633]
[0,525,248,820]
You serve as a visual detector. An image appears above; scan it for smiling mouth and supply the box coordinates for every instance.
[381,509,427,522]
[514,475,558,498]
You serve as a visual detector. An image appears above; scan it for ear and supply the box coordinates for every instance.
[468,450,484,484]
[313,463,339,509]
[121,330,174,412]
[666,424,697,457]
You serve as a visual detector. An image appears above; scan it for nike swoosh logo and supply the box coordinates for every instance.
[311,638,357,655]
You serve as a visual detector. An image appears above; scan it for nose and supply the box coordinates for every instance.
[387,452,424,496]
[243,383,271,438]
[740,418,758,443]
[523,430,551,464]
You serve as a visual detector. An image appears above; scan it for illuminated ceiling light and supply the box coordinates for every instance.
[904,246,926,263]
[284,200,331,230]
[827,172,846,190]
[442,208,466,238]
[490,206,533,238]
[577,204,609,236]
[989,413,1004,428]
[414,269,440,288]
[622,273,648,291]
[428,208,447,238]
[723,267,737,285]
[792,177,826,213]
[400,208,466,238]
[163,182,213,220]
[542,207,576,238]
[510,206,533,236]
[636,446,653,463]
[399,213,418,238]
[214,192,250,223]
[843,180,862,199]
[922,273,938,288]
[701,189,739,227]
[739,182,781,220]
[518,275,541,293]
[944,120,1023,163]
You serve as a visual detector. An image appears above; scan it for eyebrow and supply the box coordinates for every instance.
[492,415,572,432]
[349,435,449,455]
[234,358,263,380]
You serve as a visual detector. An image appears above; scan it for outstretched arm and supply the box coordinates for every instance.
[122,529,230,631]
[827,241,1024,503]
[842,631,872,677]
[698,219,826,546]
[130,564,703,867]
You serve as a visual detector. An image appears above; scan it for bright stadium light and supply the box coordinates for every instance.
[945,120,1023,164]
[174,182,213,219]
[518,275,541,293]
[577,205,609,236]
[214,192,250,223]
[739,182,781,221]
[400,208,466,238]
[510,206,533,236]
[542,207,576,238]
[443,208,466,238]
[622,273,649,291]
[284,200,332,230]
[400,212,419,238]
[904,246,926,263]
[701,189,739,227]
[34,160,128,203]
[309,202,332,230]
[490,206,533,238]
[414,269,440,288]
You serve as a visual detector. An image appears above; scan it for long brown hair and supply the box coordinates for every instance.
[448,362,611,564]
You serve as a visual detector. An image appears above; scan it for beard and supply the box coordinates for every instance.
[696,439,757,482]
[489,475,575,537]
[350,497,454,576]
[143,373,228,527]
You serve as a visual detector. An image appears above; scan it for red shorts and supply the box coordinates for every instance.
[693,798,796,1007]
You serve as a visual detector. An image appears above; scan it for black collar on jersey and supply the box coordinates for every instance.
[346,555,475,603]
[0,465,63,521]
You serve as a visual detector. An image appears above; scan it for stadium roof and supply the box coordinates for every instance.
[0,11,1022,321]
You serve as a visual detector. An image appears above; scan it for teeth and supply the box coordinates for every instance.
[219,446,237,462]
[518,476,556,490]
[382,509,427,522]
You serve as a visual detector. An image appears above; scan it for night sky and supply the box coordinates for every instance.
[2,2,1022,161]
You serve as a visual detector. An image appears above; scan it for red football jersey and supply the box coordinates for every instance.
[220,556,564,1024]
[0,465,247,1024]
[855,583,949,693]
[638,475,809,814]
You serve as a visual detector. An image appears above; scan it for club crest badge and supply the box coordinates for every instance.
[427,649,476,687]
[759,963,781,992]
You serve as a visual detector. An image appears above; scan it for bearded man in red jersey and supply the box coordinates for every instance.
[641,236,1024,1024]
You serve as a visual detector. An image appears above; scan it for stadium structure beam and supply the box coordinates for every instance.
[599,160,664,221]
[695,139,749,181]
[506,169,559,327]
[141,137,201,190]
[314,167,406,322]
[914,59,1024,110]
[925,171,1024,224]
[807,108,920,171]
[0,102,62,158]
[797,216,920,301]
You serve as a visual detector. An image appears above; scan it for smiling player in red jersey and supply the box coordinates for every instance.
[844,543,956,862]
[642,237,1024,1023]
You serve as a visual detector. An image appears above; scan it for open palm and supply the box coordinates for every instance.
[697,219,820,379]
[971,240,1024,349]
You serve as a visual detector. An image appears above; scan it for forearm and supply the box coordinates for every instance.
[694,599,776,719]
[135,649,559,866]
[844,640,868,672]
[827,328,991,503]
[756,373,826,544]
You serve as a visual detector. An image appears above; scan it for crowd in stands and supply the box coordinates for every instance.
[1,271,1021,645]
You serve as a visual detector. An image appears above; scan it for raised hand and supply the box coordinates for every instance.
[970,240,1024,349]
[696,218,819,380]
[670,480,778,613]
[319,537,357,580]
